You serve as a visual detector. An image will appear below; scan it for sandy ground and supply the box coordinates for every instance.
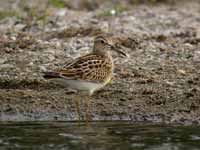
[0,0,200,124]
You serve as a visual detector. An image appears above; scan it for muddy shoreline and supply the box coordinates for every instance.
[0,0,200,124]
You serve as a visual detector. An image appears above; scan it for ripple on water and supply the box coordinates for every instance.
[191,135,200,140]
[58,133,82,139]
[0,122,200,150]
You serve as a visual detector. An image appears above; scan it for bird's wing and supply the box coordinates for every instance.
[56,53,112,83]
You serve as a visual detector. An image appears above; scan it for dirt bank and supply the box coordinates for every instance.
[0,0,200,124]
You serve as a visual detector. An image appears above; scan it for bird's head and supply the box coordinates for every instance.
[93,35,127,57]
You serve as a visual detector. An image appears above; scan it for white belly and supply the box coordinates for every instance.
[53,78,104,95]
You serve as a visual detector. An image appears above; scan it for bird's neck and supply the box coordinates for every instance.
[93,48,111,58]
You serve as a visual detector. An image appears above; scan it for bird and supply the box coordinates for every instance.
[43,35,127,122]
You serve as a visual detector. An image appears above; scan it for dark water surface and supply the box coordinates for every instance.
[0,121,200,150]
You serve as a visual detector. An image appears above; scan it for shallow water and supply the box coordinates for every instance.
[0,121,200,150]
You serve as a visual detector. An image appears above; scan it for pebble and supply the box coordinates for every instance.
[0,58,7,64]
[0,64,14,69]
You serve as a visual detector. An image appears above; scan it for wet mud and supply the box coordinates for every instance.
[0,0,200,124]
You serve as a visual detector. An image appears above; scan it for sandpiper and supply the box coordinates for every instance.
[43,35,127,122]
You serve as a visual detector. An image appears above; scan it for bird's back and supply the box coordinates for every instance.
[43,52,113,84]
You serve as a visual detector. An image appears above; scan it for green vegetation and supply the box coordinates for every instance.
[48,0,65,8]
[0,11,18,20]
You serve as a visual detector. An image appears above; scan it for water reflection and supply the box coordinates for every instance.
[0,121,200,150]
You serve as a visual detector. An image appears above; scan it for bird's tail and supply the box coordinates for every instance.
[42,71,61,79]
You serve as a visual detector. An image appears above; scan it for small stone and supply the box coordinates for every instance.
[184,43,193,48]
[0,58,7,64]
[39,66,47,72]
[56,9,66,17]
[110,9,116,15]
[178,69,186,75]
[0,64,14,69]
[29,62,34,66]
[10,36,16,41]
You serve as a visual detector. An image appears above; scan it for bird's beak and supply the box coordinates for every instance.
[110,45,127,57]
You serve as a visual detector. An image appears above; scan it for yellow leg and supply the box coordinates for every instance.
[85,95,91,124]
[75,95,81,121]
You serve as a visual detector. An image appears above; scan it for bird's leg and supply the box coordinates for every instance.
[85,95,91,123]
[75,95,81,121]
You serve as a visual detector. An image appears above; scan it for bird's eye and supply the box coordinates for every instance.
[100,40,105,44]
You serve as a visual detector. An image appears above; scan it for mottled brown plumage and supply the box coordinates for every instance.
[56,53,113,83]
[43,35,126,121]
